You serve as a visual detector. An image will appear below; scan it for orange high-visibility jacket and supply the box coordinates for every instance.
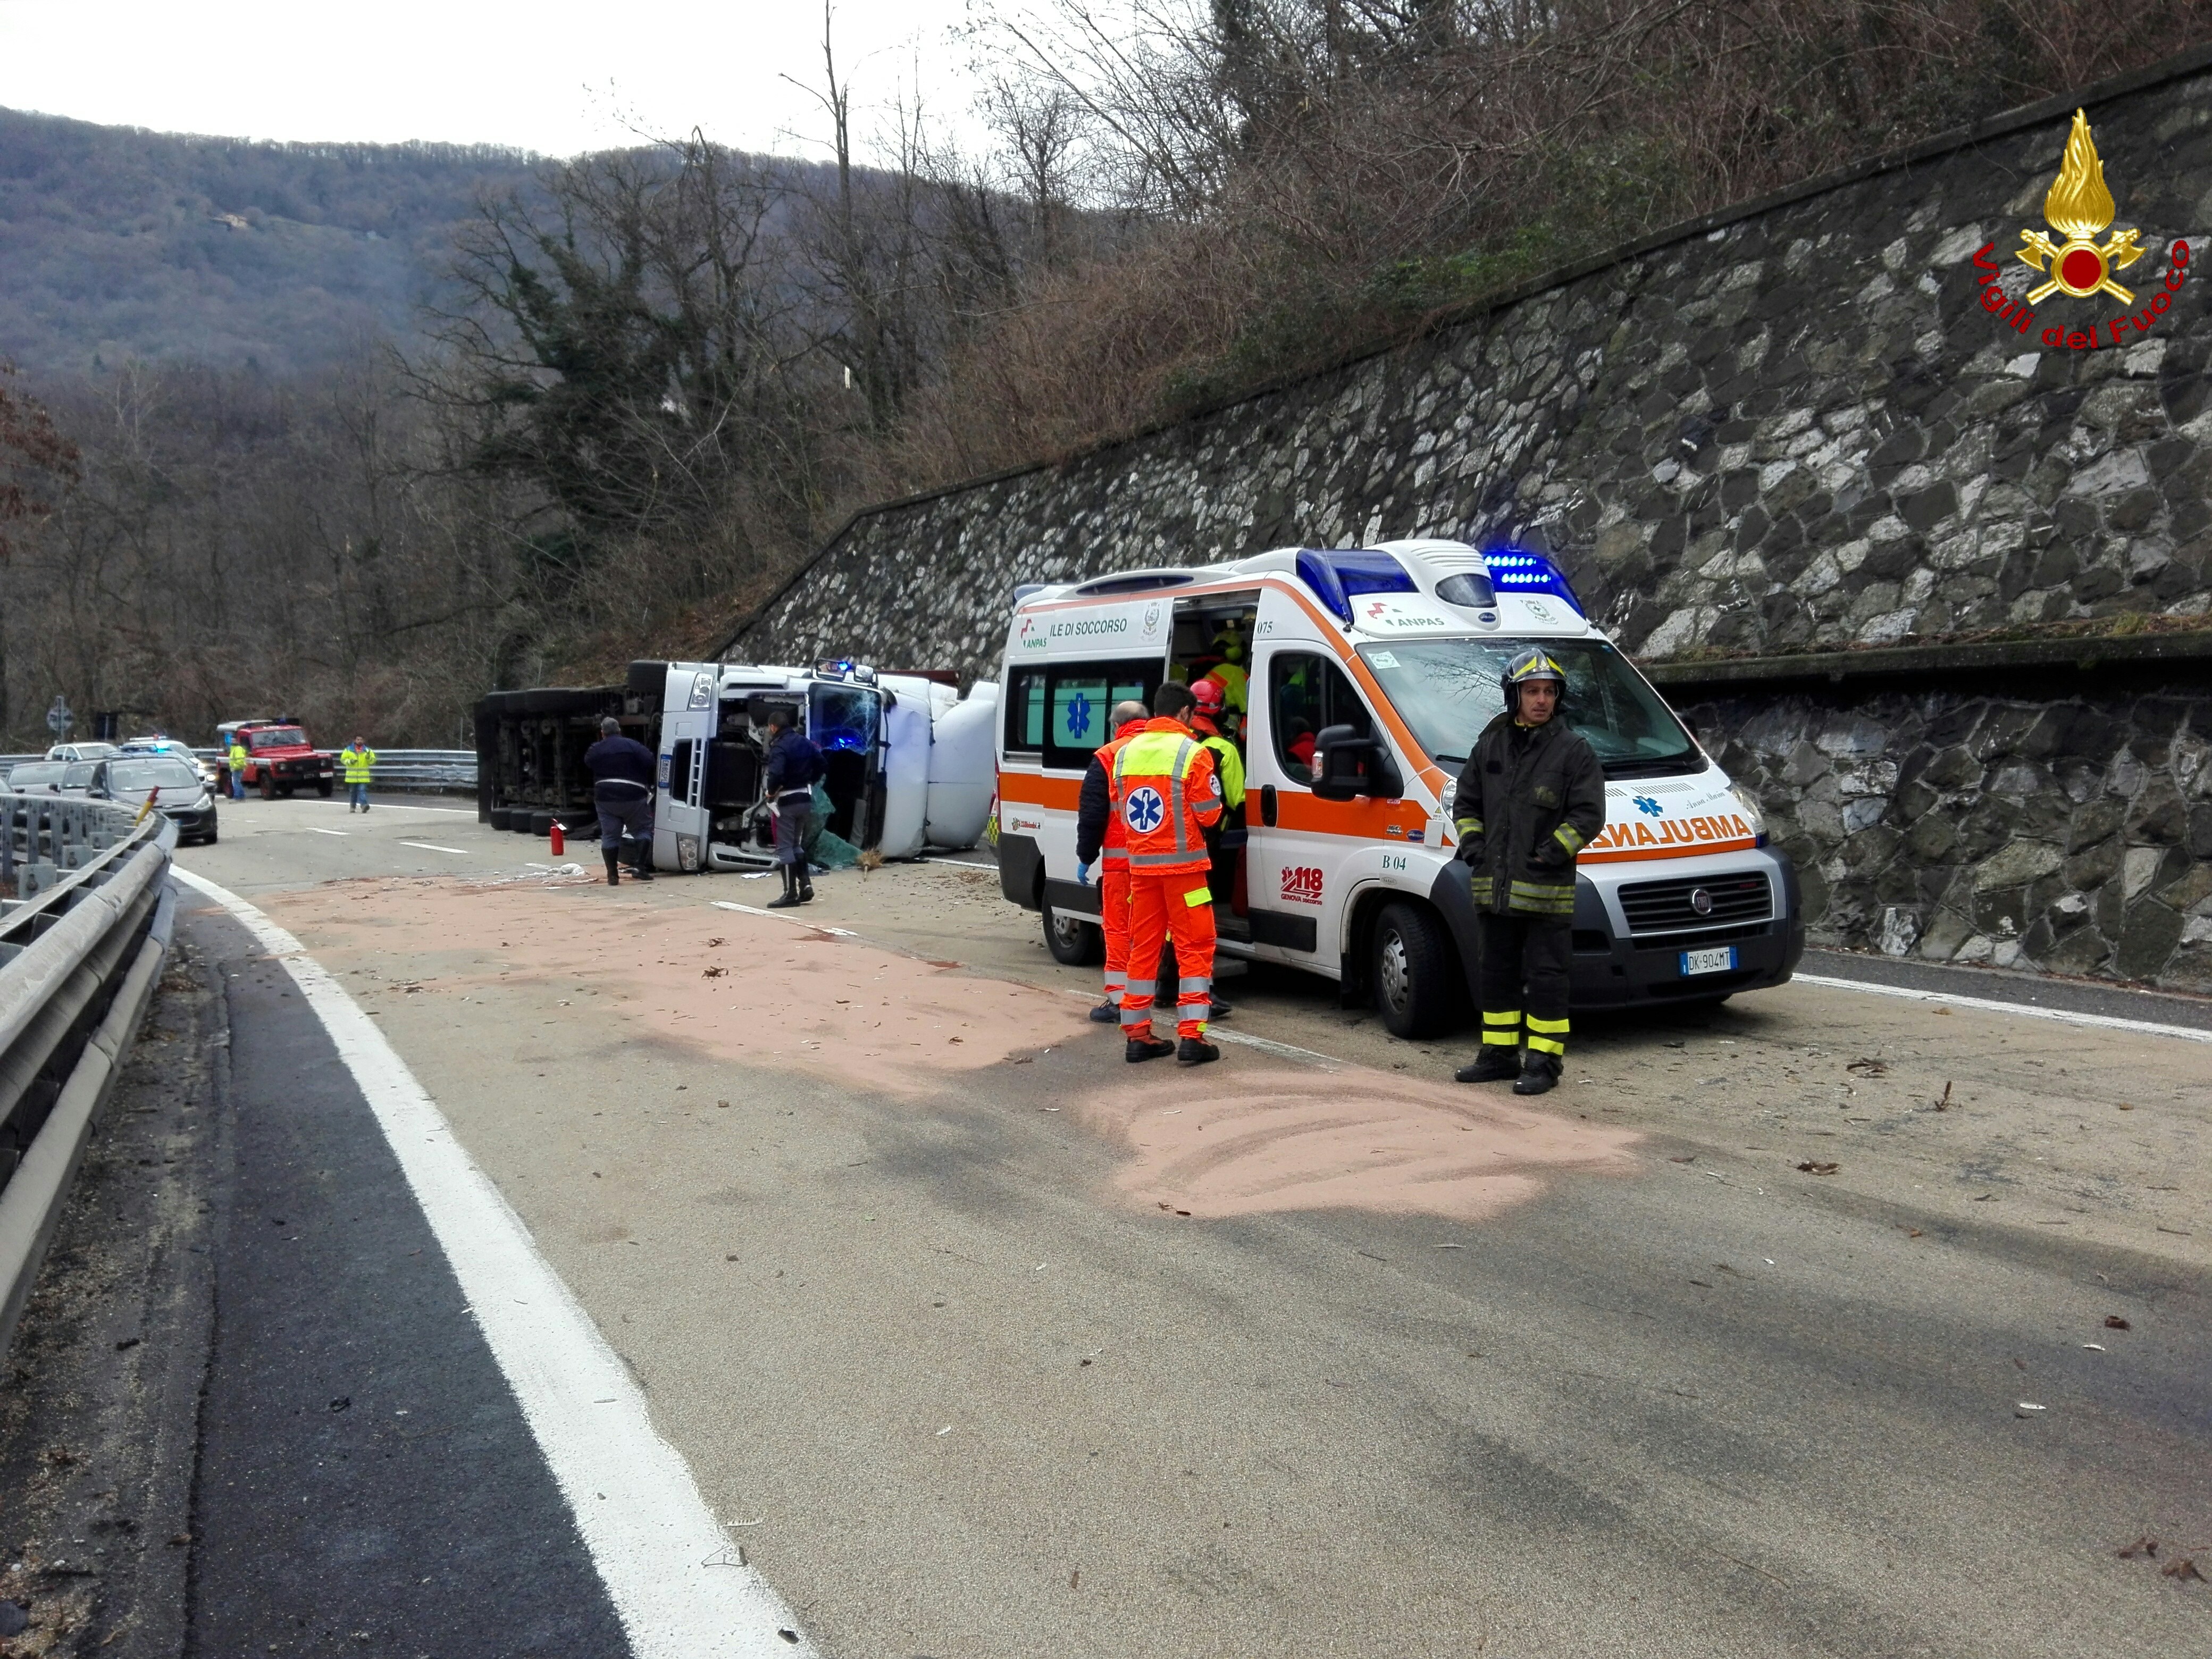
[1097,717,1150,861]
[1109,717,1224,875]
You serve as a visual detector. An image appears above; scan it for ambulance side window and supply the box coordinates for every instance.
[1267,654,1371,784]
[1043,659,1158,770]
[1004,669,1047,756]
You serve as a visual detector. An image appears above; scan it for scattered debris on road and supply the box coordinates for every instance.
[1797,1160,1839,1175]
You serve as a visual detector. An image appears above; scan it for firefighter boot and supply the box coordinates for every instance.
[795,865,814,903]
[1176,1036,1219,1067]
[766,864,803,909]
[602,848,621,887]
[1512,1053,1562,1096]
[1454,1046,1520,1084]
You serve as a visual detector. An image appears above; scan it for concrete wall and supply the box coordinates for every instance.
[727,51,2212,991]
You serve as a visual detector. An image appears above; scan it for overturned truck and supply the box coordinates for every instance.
[473,660,998,871]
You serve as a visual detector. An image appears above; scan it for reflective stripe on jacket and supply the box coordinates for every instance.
[1110,718,1223,875]
[227,744,248,772]
[341,745,376,783]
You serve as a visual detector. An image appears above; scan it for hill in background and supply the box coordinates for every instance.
[0,107,541,375]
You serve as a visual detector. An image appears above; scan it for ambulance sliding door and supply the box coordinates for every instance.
[653,663,717,872]
[1244,641,1394,976]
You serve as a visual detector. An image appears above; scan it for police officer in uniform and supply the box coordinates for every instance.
[583,716,657,885]
[763,706,823,908]
[1451,649,1604,1095]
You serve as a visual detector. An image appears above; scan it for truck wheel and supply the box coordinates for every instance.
[1042,898,1102,966]
[1371,900,1464,1040]
[259,774,275,801]
[317,780,333,798]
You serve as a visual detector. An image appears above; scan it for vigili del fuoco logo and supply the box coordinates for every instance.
[1969,108,2188,351]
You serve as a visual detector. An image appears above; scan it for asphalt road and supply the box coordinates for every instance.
[45,793,2198,1657]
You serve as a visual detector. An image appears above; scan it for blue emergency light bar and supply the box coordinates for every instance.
[1483,550,1586,616]
[1295,548,1417,625]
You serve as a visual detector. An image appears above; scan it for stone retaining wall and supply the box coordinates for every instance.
[726,51,2212,990]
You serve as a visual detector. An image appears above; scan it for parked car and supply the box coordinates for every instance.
[121,735,220,795]
[5,760,68,793]
[44,741,119,764]
[89,755,217,845]
[57,761,99,796]
[215,719,334,799]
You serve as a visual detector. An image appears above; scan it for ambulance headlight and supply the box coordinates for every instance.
[1726,786,1767,846]
[1438,778,1456,818]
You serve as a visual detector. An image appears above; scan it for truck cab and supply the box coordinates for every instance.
[995,540,1805,1037]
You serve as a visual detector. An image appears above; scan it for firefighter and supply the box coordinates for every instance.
[762,706,823,908]
[1113,683,1224,1066]
[1451,648,1604,1095]
[1198,622,1249,717]
[583,716,657,886]
[339,735,376,812]
[1186,678,1244,1018]
[1075,699,1152,1022]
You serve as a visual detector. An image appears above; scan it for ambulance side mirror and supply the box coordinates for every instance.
[1312,725,1402,802]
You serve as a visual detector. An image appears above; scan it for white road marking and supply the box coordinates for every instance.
[1793,972,2212,1045]
[171,868,817,1657]
[1051,987,1340,1067]
[306,798,479,816]
[307,827,350,837]
[709,900,859,937]
[399,841,473,857]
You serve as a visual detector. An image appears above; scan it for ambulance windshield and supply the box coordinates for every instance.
[1354,639,1702,777]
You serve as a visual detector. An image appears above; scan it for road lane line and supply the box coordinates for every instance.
[1052,987,1342,1067]
[709,900,860,937]
[398,841,473,856]
[305,799,479,815]
[1793,971,2212,1044]
[307,827,350,837]
[171,868,819,1658]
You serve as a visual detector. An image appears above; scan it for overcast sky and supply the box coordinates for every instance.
[0,0,990,160]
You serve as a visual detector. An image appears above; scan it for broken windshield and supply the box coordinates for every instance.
[1354,638,1703,777]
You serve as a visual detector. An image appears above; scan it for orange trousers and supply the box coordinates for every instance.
[1120,869,1216,1041]
[1099,860,1131,1001]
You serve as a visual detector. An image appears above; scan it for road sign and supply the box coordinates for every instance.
[45,697,72,737]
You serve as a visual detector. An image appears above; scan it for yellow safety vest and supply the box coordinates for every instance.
[341,746,377,783]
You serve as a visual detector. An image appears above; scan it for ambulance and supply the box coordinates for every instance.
[993,541,1805,1036]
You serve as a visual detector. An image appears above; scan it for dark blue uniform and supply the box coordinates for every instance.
[584,733,657,875]
[764,728,822,867]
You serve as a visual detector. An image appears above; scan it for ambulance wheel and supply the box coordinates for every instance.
[1372,901,1461,1040]
[1042,899,1102,966]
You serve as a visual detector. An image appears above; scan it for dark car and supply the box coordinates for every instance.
[91,755,219,845]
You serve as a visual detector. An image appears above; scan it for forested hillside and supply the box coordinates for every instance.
[0,108,537,374]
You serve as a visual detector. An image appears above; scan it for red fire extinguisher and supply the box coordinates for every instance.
[549,818,566,857]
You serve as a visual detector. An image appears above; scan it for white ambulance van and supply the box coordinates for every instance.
[993,541,1805,1035]
[647,659,998,872]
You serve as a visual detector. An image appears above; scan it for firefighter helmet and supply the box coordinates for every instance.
[1501,648,1566,706]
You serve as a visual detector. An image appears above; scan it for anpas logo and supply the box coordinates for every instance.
[1280,865,1325,906]
[1017,615,1046,653]
[1361,599,1453,631]
[1967,109,2189,353]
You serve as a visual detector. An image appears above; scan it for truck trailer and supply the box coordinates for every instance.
[473,659,998,869]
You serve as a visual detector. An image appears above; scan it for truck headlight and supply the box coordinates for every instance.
[1727,786,1767,845]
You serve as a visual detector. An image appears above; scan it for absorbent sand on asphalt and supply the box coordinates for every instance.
[163,830,2212,1658]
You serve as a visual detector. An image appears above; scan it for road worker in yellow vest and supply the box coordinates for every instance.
[340,736,377,814]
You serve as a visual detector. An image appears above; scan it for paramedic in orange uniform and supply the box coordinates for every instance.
[1075,700,1152,1022]
[1113,683,1224,1066]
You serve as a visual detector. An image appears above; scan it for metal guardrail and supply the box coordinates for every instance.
[0,795,177,1358]
[0,748,479,793]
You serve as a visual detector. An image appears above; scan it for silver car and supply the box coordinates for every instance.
[89,755,218,845]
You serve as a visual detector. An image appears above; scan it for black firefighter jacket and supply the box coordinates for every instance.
[1452,715,1606,920]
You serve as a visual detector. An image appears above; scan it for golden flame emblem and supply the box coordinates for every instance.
[2017,110,2146,303]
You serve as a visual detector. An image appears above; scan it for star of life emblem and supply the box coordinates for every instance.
[1125,787,1164,833]
[2016,109,2146,304]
